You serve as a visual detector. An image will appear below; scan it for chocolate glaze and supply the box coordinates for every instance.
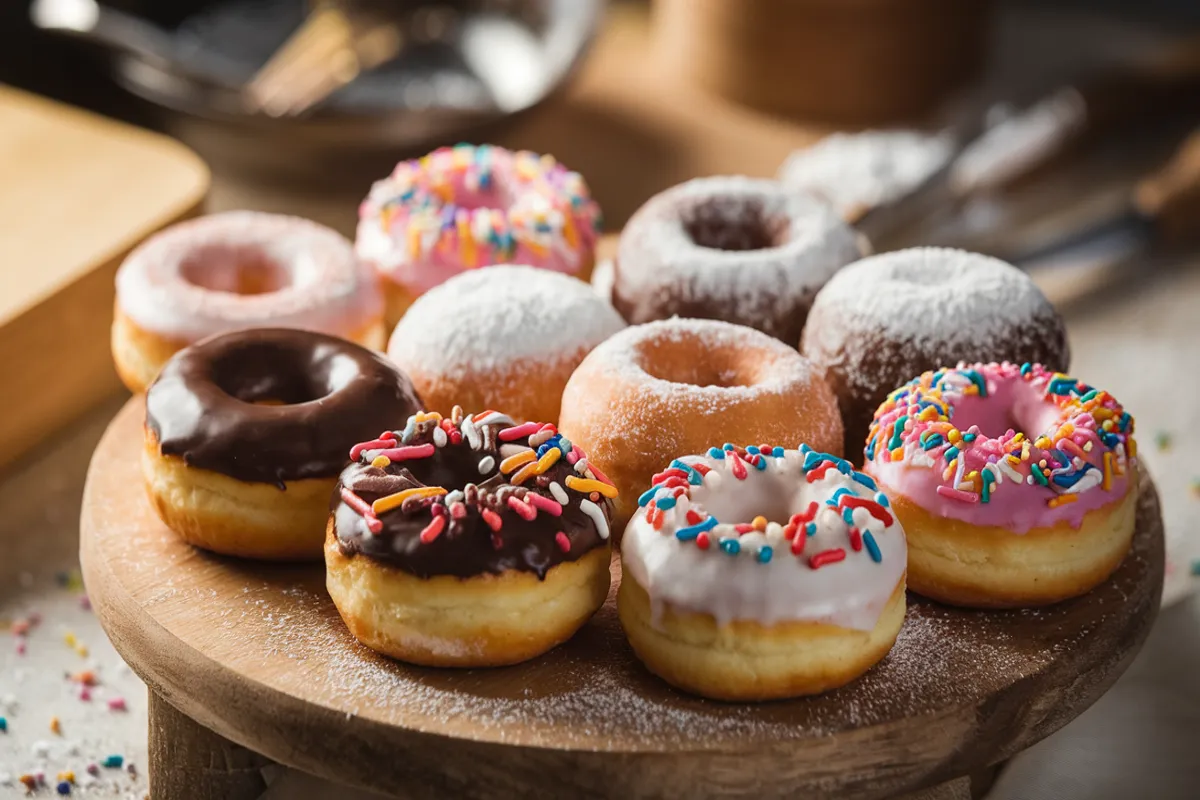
[333,413,612,579]
[146,328,422,487]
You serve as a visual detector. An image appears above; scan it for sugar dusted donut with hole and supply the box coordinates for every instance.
[865,362,1138,608]
[357,144,602,325]
[558,318,843,536]
[619,444,906,701]
[114,211,386,393]
[327,406,616,667]
[612,176,866,344]
[143,329,421,561]
[801,247,1069,460]
[386,265,625,425]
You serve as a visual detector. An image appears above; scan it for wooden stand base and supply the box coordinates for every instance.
[148,692,271,800]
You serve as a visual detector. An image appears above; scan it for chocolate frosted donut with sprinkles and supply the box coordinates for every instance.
[802,247,1070,461]
[865,362,1137,608]
[619,443,907,701]
[326,406,616,667]
[612,176,866,344]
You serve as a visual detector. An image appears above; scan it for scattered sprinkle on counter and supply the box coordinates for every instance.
[1154,430,1173,452]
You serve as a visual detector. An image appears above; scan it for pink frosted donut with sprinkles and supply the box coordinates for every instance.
[618,443,906,701]
[865,361,1138,609]
[355,143,602,324]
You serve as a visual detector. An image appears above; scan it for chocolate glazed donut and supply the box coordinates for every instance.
[612,176,865,344]
[142,328,422,560]
[147,328,421,488]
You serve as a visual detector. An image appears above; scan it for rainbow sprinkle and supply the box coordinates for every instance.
[360,144,601,278]
[867,362,1136,509]
[338,407,618,555]
[636,444,898,569]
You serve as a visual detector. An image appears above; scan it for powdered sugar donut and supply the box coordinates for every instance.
[386,266,625,425]
[866,362,1137,607]
[357,144,602,324]
[559,318,844,535]
[801,247,1069,460]
[778,129,955,222]
[620,443,906,700]
[113,211,385,393]
[612,177,866,344]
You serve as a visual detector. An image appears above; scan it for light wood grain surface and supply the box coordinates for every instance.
[0,86,208,471]
[79,398,1163,799]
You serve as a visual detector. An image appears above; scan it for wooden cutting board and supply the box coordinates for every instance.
[0,85,208,470]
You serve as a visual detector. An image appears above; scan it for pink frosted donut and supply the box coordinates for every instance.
[112,211,385,393]
[355,144,602,324]
[865,361,1138,608]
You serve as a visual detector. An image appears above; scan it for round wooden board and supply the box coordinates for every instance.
[81,398,1164,799]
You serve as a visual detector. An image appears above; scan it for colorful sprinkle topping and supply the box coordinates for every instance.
[338,407,618,553]
[635,443,901,568]
[867,362,1136,509]
[359,144,601,273]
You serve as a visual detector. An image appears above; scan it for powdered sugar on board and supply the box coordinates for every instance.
[386,264,625,376]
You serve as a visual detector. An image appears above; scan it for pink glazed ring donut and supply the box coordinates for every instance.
[113,211,386,393]
[865,361,1138,608]
[355,144,602,325]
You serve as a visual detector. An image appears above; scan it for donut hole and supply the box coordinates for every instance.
[637,336,757,389]
[950,384,1063,440]
[180,244,292,296]
[681,200,788,252]
[210,342,350,406]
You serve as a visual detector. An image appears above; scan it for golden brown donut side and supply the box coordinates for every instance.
[882,474,1138,608]
[325,525,611,667]
[618,573,906,701]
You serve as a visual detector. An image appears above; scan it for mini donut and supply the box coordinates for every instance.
[386,265,625,425]
[777,129,955,223]
[801,247,1070,460]
[865,362,1138,608]
[356,144,602,325]
[326,407,616,667]
[611,176,865,344]
[114,211,386,393]
[620,444,906,701]
[559,318,843,536]
[143,329,421,560]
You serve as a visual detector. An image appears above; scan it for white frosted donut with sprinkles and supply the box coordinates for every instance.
[618,443,906,701]
[113,211,386,393]
[357,144,602,324]
[865,362,1138,608]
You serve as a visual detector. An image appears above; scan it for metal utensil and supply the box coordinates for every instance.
[30,0,603,153]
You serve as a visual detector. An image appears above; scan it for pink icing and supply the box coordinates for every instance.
[865,362,1137,533]
[355,144,601,294]
[115,211,382,342]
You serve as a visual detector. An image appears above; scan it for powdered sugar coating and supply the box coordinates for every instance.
[116,211,383,341]
[801,247,1070,458]
[386,265,625,376]
[613,177,865,344]
[778,130,955,221]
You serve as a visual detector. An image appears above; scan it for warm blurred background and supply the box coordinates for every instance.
[1,1,1199,797]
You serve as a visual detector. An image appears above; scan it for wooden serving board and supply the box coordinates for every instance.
[80,398,1164,800]
[0,86,208,470]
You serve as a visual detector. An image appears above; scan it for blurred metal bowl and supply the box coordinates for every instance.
[32,0,603,153]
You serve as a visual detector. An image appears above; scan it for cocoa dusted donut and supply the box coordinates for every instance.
[326,407,616,667]
[611,176,866,344]
[143,328,422,560]
[801,248,1070,461]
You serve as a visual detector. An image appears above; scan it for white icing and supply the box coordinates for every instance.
[621,448,906,630]
[116,211,382,341]
[778,130,955,220]
[386,265,626,375]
